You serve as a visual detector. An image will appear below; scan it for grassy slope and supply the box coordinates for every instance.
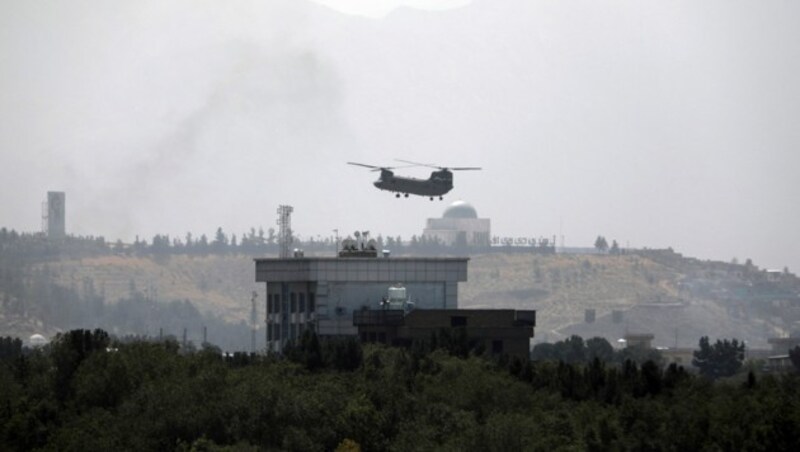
[48,254,261,322]
[461,253,683,336]
[22,251,788,348]
[48,252,682,334]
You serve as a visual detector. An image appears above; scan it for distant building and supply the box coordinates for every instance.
[44,191,66,240]
[353,309,536,360]
[767,337,800,354]
[624,333,655,349]
[255,252,469,352]
[423,200,490,247]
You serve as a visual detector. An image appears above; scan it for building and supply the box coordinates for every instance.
[767,336,800,354]
[353,308,536,360]
[255,251,469,352]
[44,191,66,240]
[624,333,655,349]
[423,200,490,247]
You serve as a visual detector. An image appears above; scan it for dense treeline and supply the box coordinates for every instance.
[0,226,458,259]
[2,329,799,451]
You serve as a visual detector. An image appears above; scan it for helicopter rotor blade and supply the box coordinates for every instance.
[348,161,418,172]
[347,162,381,170]
[395,159,481,171]
[395,159,441,169]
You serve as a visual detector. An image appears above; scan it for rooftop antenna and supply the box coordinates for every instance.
[277,205,293,258]
[333,229,339,254]
[250,291,258,354]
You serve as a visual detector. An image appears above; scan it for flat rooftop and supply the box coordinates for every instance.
[255,256,469,283]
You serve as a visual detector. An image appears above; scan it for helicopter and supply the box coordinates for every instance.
[347,159,481,200]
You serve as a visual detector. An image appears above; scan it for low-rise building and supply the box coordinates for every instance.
[423,200,490,247]
[354,308,536,360]
[255,252,468,352]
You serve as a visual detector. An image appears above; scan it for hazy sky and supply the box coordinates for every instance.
[1,0,798,271]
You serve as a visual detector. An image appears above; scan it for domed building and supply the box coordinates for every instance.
[423,200,491,247]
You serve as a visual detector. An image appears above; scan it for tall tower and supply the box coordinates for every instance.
[43,191,66,240]
[276,205,293,258]
[250,291,258,354]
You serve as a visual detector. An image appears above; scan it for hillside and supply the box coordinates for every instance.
[461,253,682,338]
[47,254,260,321]
[5,248,799,350]
[460,251,799,348]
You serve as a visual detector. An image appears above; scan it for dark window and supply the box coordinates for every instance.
[492,340,503,354]
[309,293,316,312]
[290,293,296,313]
[299,293,306,313]
[451,316,467,327]
[274,324,281,340]
[378,332,387,343]
[290,324,296,340]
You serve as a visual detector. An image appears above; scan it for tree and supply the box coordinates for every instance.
[609,240,620,255]
[594,236,608,252]
[212,227,228,253]
[789,346,800,372]
[585,337,615,362]
[692,336,745,379]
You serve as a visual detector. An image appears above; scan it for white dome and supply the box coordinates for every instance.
[29,334,48,346]
[443,200,478,219]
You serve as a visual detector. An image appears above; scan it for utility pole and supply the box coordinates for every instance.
[251,291,258,354]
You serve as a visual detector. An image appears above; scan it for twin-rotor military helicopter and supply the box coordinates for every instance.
[347,159,481,201]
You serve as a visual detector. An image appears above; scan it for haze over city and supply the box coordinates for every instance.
[1,0,798,272]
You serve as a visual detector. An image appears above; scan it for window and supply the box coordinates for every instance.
[290,293,296,313]
[299,293,306,313]
[451,316,467,327]
[309,293,316,312]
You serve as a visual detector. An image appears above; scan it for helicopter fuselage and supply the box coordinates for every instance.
[374,169,453,197]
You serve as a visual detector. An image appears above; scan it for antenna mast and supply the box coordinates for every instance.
[277,205,293,258]
[251,291,258,353]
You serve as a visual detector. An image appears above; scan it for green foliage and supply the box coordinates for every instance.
[532,336,660,366]
[2,329,800,451]
[692,336,746,379]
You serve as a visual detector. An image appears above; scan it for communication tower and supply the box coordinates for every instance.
[250,291,258,353]
[277,205,293,258]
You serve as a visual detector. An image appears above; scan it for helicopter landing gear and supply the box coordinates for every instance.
[404,193,409,198]
[395,193,400,198]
